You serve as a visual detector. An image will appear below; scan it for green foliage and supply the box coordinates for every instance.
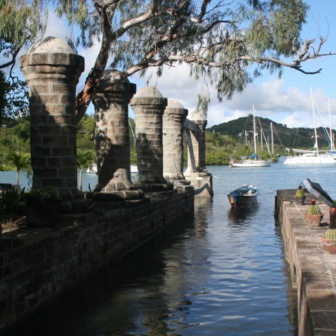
[307,204,321,216]
[77,149,95,170]
[77,149,95,191]
[28,186,57,199]
[77,114,95,151]
[206,150,230,165]
[0,0,47,119]
[325,229,336,240]
[5,150,30,184]
[0,187,25,214]
[333,200,336,208]
[52,0,314,118]
[296,189,305,198]
[208,115,331,150]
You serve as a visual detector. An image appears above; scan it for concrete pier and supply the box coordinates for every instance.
[277,189,336,336]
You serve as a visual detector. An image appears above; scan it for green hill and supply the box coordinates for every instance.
[208,115,333,150]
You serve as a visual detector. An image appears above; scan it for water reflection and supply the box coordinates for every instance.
[7,165,303,336]
[228,202,260,225]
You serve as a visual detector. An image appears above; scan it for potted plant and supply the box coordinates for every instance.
[322,229,336,254]
[25,187,62,227]
[294,186,305,205]
[304,199,323,227]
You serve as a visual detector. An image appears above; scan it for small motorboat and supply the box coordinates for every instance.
[227,185,259,209]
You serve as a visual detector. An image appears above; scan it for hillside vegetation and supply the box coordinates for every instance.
[2,114,332,170]
[208,115,333,150]
[200,115,335,165]
[0,115,138,171]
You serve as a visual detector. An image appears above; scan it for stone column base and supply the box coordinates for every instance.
[144,189,177,198]
[185,173,214,198]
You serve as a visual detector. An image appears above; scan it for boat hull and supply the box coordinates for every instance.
[231,160,272,168]
[227,185,259,209]
[227,195,258,209]
[284,156,336,164]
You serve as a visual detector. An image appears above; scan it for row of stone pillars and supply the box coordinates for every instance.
[20,37,208,201]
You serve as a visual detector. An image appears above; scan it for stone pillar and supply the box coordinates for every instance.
[130,86,173,192]
[163,99,189,184]
[92,70,136,192]
[195,118,207,172]
[20,36,84,200]
[186,112,208,172]
[186,130,199,173]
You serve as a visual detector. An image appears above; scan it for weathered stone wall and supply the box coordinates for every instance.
[130,87,170,190]
[195,119,207,172]
[0,187,194,333]
[92,70,136,190]
[277,189,336,336]
[162,99,188,182]
[19,37,84,200]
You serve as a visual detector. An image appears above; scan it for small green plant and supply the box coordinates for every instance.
[332,200,336,208]
[307,199,322,215]
[325,229,336,240]
[296,186,305,198]
[28,187,58,200]
[0,188,25,215]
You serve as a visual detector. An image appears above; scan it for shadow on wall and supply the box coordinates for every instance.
[136,132,165,183]
[94,99,131,188]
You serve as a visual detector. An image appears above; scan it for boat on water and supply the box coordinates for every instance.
[284,90,336,165]
[230,154,272,167]
[86,164,138,174]
[230,105,272,168]
[227,185,259,209]
[283,150,336,165]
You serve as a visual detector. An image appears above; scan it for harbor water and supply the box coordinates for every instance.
[5,158,336,335]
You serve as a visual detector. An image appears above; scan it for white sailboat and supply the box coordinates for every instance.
[284,89,336,165]
[230,106,272,168]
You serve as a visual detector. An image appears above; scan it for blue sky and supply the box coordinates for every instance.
[9,0,336,129]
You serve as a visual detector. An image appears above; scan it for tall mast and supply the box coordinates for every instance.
[271,122,274,154]
[310,87,319,155]
[253,105,257,156]
[329,99,334,150]
[261,130,263,150]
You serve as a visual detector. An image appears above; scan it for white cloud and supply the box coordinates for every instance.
[133,66,336,129]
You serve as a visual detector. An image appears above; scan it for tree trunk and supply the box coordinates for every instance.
[16,170,19,185]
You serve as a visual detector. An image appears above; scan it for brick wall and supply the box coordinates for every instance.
[0,187,194,333]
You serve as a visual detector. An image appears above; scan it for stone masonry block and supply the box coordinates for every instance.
[31,84,49,94]
[43,136,68,146]
[33,168,58,178]
[44,105,65,115]
[59,168,77,178]
[49,115,73,126]
[30,95,60,105]
[52,84,75,94]
[33,147,51,157]
[39,126,61,135]
[52,147,72,156]
[61,95,76,105]
[62,157,77,166]
[42,178,65,188]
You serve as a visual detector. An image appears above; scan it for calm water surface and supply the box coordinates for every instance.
[6,159,336,335]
